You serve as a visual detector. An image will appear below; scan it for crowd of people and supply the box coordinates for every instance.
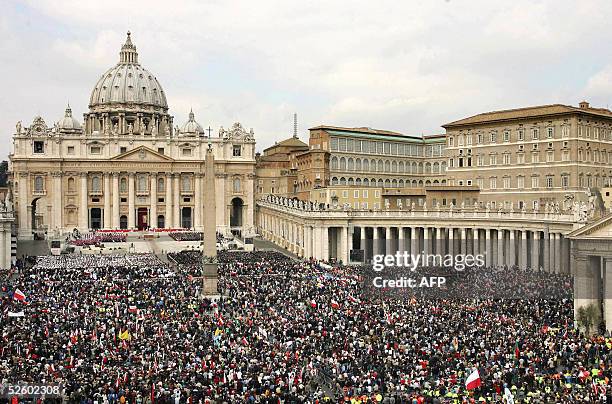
[69,232,127,246]
[0,250,610,403]
[168,232,204,242]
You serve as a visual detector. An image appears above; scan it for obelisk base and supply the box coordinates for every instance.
[201,262,219,296]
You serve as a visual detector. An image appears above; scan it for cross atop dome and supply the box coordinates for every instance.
[119,31,138,64]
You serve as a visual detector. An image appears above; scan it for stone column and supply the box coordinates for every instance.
[165,174,173,229]
[103,173,111,229]
[321,227,329,261]
[17,173,29,239]
[549,233,556,273]
[356,226,363,256]
[150,174,157,229]
[384,226,392,255]
[473,228,479,257]
[508,230,516,267]
[485,229,491,267]
[543,230,550,272]
[4,225,10,269]
[423,227,430,255]
[460,227,467,255]
[497,229,504,267]
[112,173,120,229]
[340,226,348,264]
[605,259,612,332]
[79,173,88,231]
[128,174,135,229]
[173,174,180,228]
[520,230,527,269]
[555,233,562,274]
[373,227,380,256]
[194,174,202,230]
[398,227,405,253]
[0,231,6,269]
[410,227,417,256]
[448,228,455,258]
[52,172,63,234]
[532,231,540,270]
[435,227,443,256]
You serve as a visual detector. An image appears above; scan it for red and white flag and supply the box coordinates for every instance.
[330,300,340,309]
[13,289,25,301]
[465,368,481,390]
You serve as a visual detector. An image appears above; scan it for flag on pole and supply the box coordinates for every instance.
[13,289,25,301]
[465,368,481,390]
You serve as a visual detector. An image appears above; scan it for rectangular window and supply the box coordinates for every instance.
[547,127,554,138]
[503,131,510,142]
[489,155,497,165]
[517,176,524,188]
[67,146,75,155]
[158,147,164,154]
[490,177,497,189]
[346,139,354,152]
[518,129,524,141]
[342,190,348,198]
[34,141,44,153]
[339,138,347,151]
[233,145,242,156]
[503,154,511,165]
[562,175,569,189]
[562,150,569,161]
[531,177,539,188]
[182,148,192,156]
[390,143,398,155]
[354,190,359,198]
[121,197,127,203]
[374,190,380,198]
[363,202,368,209]
[477,155,484,166]
[120,147,127,153]
[503,177,510,189]
[383,142,390,154]
[90,146,101,154]
[546,176,553,188]
[330,138,338,151]
[158,197,164,203]
[517,154,524,164]
[376,142,383,154]
[477,134,483,144]
[363,190,368,198]
[546,151,554,162]
[490,132,496,143]
[532,128,539,140]
[532,152,539,163]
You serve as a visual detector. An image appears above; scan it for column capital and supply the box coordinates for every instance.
[79,172,88,178]
[111,172,120,177]
[19,172,29,178]
[51,171,63,177]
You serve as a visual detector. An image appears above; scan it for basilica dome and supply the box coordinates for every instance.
[57,104,81,130]
[88,32,168,111]
[180,109,204,135]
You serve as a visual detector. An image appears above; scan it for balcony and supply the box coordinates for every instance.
[32,189,46,197]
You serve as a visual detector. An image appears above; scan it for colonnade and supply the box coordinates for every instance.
[257,203,574,273]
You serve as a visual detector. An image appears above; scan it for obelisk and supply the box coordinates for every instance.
[202,141,219,296]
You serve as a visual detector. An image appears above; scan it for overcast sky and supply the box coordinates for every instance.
[2,0,612,159]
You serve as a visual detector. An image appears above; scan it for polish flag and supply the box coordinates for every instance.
[465,369,481,390]
[128,305,138,314]
[13,289,25,301]
[330,300,340,309]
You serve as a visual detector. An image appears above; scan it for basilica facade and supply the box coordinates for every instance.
[10,32,256,239]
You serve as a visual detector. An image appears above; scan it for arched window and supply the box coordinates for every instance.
[339,157,347,170]
[120,177,127,192]
[363,159,369,172]
[233,178,241,193]
[157,177,165,192]
[391,179,397,187]
[356,178,362,186]
[377,160,383,172]
[363,178,369,187]
[331,177,339,185]
[67,177,75,192]
[347,158,354,171]
[331,156,338,170]
[425,163,431,174]
[384,179,391,187]
[391,161,397,173]
[138,175,147,192]
[398,179,404,187]
[433,162,439,173]
[340,177,347,186]
[377,179,383,187]
[384,160,390,172]
[398,161,404,173]
[355,158,362,171]
[34,176,44,192]
[92,176,101,192]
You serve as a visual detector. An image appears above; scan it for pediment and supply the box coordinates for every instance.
[569,214,612,239]
[111,146,174,162]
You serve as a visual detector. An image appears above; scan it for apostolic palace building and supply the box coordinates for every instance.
[9,32,256,240]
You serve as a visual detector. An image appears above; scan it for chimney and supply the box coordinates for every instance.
[579,101,590,109]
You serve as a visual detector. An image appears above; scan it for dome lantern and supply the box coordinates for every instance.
[119,31,138,64]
